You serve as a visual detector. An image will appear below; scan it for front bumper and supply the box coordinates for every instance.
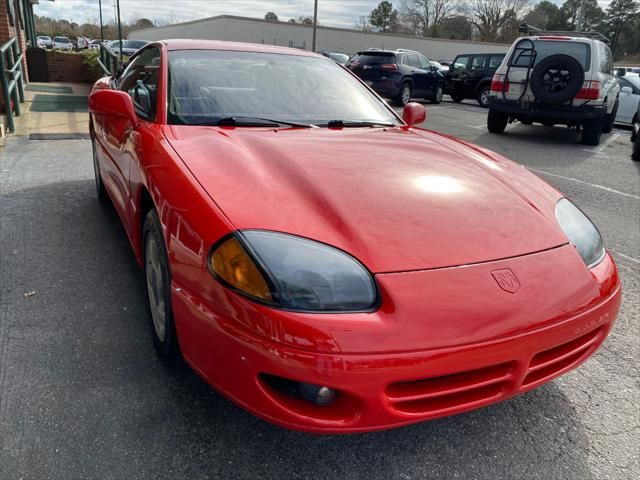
[490,97,606,122]
[172,247,620,433]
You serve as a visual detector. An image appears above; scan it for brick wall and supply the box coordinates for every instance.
[46,51,100,83]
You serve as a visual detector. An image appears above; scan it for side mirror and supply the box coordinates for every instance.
[621,86,633,95]
[402,102,426,127]
[89,89,138,126]
[430,66,439,72]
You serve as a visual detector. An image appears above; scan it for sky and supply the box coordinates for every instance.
[34,0,614,29]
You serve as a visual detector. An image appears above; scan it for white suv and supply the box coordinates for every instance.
[487,24,619,146]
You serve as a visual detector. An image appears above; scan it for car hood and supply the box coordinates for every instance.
[163,125,568,273]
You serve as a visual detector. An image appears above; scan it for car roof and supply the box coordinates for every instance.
[158,39,320,58]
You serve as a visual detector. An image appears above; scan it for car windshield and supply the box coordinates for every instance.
[54,37,70,43]
[168,50,399,127]
[510,40,591,70]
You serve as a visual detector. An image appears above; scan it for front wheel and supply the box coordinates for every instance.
[477,86,491,108]
[632,134,640,162]
[429,85,443,104]
[143,209,179,360]
[487,109,508,133]
[393,82,412,107]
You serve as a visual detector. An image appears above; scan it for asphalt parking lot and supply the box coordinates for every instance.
[1,100,638,480]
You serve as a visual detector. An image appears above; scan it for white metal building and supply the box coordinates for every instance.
[128,15,509,60]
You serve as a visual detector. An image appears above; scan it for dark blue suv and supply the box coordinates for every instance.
[348,49,444,106]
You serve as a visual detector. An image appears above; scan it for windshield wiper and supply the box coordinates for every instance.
[323,120,396,128]
[215,116,316,128]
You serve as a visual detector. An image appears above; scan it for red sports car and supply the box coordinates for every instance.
[89,40,621,433]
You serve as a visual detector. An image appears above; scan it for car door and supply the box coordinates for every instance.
[446,55,470,98]
[616,77,640,124]
[464,55,486,97]
[405,54,428,96]
[418,55,439,95]
[95,46,161,231]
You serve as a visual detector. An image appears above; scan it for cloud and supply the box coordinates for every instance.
[34,0,382,28]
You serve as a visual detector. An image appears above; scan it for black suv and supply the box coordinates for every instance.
[444,53,505,107]
[348,49,444,106]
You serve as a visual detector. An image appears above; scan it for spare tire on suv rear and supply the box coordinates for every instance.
[530,54,584,105]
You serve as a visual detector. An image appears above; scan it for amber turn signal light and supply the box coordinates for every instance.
[210,236,273,302]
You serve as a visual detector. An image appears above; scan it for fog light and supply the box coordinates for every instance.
[298,383,337,406]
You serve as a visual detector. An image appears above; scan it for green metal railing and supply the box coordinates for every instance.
[98,44,121,77]
[0,37,25,134]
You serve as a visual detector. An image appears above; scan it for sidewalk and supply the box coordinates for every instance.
[4,82,90,138]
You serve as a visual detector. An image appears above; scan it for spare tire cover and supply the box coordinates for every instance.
[530,54,585,105]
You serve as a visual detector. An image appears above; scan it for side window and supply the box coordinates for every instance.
[406,55,420,68]
[118,47,161,120]
[470,56,485,71]
[489,55,504,70]
[418,56,432,70]
[598,43,612,74]
[451,55,470,72]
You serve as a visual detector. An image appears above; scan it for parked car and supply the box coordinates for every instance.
[77,36,91,50]
[107,39,150,57]
[616,66,640,75]
[88,40,620,433]
[36,35,52,49]
[320,51,350,65]
[87,39,106,50]
[632,104,640,161]
[445,53,505,107]
[52,36,73,51]
[488,24,620,145]
[614,72,640,125]
[430,60,448,72]
[348,48,444,106]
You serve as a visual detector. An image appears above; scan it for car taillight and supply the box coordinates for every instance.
[380,64,398,71]
[576,80,600,100]
[491,74,509,92]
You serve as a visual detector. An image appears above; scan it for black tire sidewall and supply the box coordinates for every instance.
[477,86,490,108]
[92,139,108,201]
[530,54,584,105]
[430,85,443,104]
[487,109,508,133]
[143,209,179,360]
[580,115,605,146]
[394,82,411,106]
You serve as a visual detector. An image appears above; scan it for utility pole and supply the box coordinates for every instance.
[98,0,104,41]
[312,0,318,52]
[116,0,123,61]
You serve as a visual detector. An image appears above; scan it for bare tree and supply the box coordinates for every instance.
[400,0,459,37]
[465,0,530,42]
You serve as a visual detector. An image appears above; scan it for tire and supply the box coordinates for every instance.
[530,54,584,105]
[429,85,443,104]
[393,82,412,107]
[143,209,179,360]
[632,133,640,162]
[602,99,618,134]
[487,109,508,133]
[579,115,605,146]
[450,94,464,103]
[477,86,491,108]
[91,138,109,202]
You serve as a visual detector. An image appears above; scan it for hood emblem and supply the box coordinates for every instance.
[491,269,520,294]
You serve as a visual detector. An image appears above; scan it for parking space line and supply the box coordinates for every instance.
[582,133,621,154]
[529,168,640,200]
